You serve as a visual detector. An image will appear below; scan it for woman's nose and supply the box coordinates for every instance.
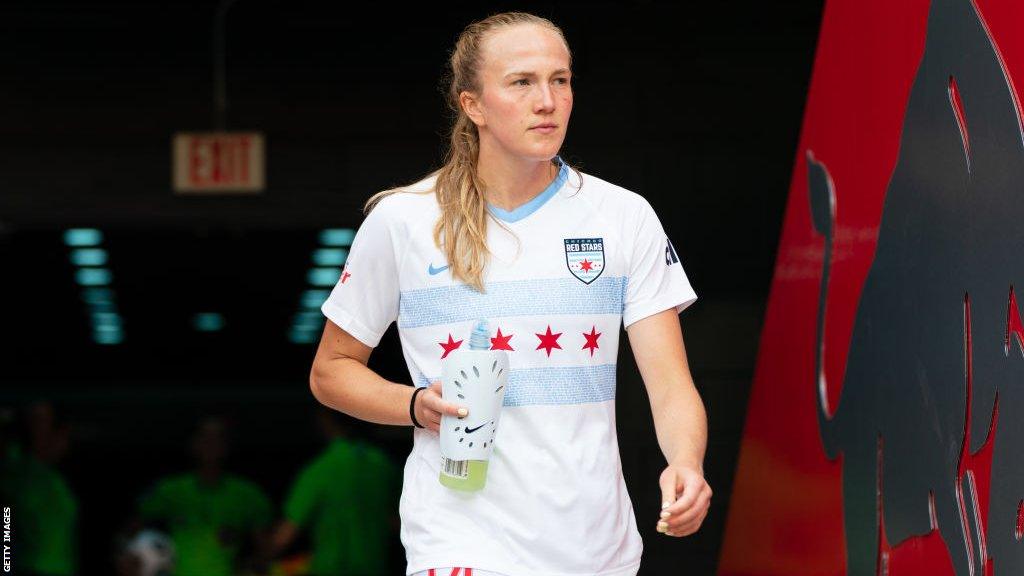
[535,84,556,112]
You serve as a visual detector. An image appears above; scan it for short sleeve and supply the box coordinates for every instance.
[622,198,698,329]
[283,465,322,527]
[245,483,273,529]
[136,480,171,520]
[321,198,402,348]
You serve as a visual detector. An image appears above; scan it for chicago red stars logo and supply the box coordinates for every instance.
[564,237,605,284]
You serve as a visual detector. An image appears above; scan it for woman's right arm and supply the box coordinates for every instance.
[309,319,467,430]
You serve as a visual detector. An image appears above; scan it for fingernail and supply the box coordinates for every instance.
[662,502,671,510]
[660,511,670,519]
[665,531,675,537]
[457,408,468,417]
[656,524,666,533]
[657,521,668,530]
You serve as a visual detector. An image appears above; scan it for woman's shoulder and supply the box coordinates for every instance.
[367,172,441,218]
[390,169,440,196]
[566,166,652,213]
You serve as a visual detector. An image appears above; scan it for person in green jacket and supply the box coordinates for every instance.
[5,401,78,576]
[136,414,272,576]
[265,406,400,575]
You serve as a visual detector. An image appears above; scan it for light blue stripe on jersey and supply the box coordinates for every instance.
[398,276,626,329]
[416,363,617,406]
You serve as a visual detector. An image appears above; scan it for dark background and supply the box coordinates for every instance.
[0,0,823,573]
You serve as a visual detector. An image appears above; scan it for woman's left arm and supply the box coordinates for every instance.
[626,308,711,538]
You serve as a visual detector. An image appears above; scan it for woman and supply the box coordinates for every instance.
[310,11,710,576]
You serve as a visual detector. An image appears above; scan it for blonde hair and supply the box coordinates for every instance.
[363,11,583,293]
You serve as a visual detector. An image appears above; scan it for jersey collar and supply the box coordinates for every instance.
[486,156,568,223]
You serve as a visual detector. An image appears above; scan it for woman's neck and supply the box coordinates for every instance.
[477,145,558,212]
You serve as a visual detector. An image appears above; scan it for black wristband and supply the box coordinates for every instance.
[410,386,426,428]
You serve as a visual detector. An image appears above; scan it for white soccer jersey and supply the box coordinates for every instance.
[321,156,698,576]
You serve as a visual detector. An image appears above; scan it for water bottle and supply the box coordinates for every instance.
[439,319,510,491]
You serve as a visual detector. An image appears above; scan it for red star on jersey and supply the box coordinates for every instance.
[490,328,514,351]
[582,325,602,356]
[535,325,563,357]
[579,259,594,272]
[439,334,463,359]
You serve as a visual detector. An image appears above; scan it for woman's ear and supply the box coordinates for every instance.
[460,90,485,127]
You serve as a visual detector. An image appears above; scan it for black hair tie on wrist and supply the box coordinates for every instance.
[410,386,426,428]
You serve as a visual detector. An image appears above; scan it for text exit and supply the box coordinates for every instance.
[172,132,265,193]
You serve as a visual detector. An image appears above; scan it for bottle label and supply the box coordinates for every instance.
[441,456,469,479]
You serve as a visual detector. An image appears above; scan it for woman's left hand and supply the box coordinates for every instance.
[656,463,711,537]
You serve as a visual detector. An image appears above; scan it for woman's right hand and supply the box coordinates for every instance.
[415,380,469,433]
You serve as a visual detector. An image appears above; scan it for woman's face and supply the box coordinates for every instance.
[463,23,573,163]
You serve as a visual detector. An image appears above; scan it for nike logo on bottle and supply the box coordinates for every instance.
[465,424,486,434]
[428,263,450,275]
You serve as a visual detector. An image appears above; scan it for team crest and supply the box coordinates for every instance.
[564,237,605,284]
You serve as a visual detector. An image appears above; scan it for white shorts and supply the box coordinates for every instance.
[412,569,510,576]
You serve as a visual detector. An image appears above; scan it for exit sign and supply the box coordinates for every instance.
[172,132,265,193]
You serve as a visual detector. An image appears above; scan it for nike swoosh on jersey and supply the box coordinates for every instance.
[464,424,486,434]
[428,263,450,275]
